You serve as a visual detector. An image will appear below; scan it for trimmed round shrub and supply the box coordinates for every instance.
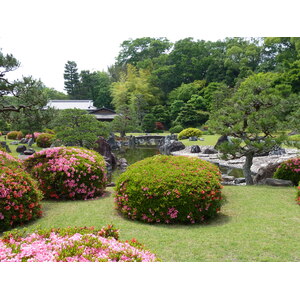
[0,166,43,231]
[273,157,300,185]
[169,125,184,134]
[24,147,107,200]
[7,131,22,140]
[36,133,56,148]
[178,128,203,140]
[115,155,223,224]
[0,225,159,262]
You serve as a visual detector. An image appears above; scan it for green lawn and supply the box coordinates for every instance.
[0,136,43,157]
[8,185,300,262]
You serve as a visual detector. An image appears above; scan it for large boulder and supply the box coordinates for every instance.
[190,145,201,153]
[94,136,117,167]
[16,145,27,153]
[214,135,230,149]
[0,141,11,153]
[203,147,218,154]
[107,133,120,150]
[159,136,185,155]
[253,162,281,184]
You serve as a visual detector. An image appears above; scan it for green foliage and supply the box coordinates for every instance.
[7,131,22,140]
[116,37,172,66]
[142,113,156,133]
[115,155,223,224]
[178,128,203,139]
[51,109,108,149]
[273,158,300,186]
[169,125,184,134]
[24,147,107,200]
[36,133,55,148]
[64,61,80,98]
[0,151,43,231]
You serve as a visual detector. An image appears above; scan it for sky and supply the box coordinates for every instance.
[1,0,299,93]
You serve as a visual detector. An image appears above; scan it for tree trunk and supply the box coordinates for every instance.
[243,153,254,185]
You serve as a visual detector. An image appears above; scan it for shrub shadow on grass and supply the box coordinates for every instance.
[114,209,231,228]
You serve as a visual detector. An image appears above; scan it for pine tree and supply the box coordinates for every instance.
[64,61,80,98]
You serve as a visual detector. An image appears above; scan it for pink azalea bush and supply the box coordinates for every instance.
[0,225,159,262]
[115,155,223,224]
[274,157,300,185]
[24,147,107,200]
[0,151,43,231]
[25,132,42,139]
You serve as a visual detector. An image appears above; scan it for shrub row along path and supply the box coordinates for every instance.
[171,146,300,174]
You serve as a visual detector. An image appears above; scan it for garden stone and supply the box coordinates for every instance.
[253,162,281,184]
[222,175,235,182]
[20,138,29,144]
[214,135,231,149]
[0,141,11,153]
[234,178,246,184]
[94,136,117,167]
[190,145,201,153]
[107,133,120,150]
[203,147,218,154]
[23,148,35,155]
[199,138,204,141]
[159,138,185,155]
[27,138,34,146]
[10,141,19,145]
[16,145,27,153]
[269,146,286,156]
[189,136,198,141]
[264,178,293,187]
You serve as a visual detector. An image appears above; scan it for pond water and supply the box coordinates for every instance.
[111,146,244,182]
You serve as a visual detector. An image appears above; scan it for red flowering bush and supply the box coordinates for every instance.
[7,131,22,140]
[36,133,56,148]
[296,182,300,205]
[0,166,43,232]
[273,157,300,185]
[24,147,107,200]
[115,155,223,224]
[0,225,159,262]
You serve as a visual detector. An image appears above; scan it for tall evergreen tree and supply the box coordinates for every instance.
[64,61,80,99]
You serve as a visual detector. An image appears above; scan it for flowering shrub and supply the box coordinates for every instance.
[0,225,159,262]
[0,166,43,231]
[24,147,107,200]
[36,133,56,148]
[273,157,300,185]
[115,155,223,224]
[0,150,22,169]
[7,131,22,140]
[25,132,42,139]
[178,128,203,140]
[296,182,300,205]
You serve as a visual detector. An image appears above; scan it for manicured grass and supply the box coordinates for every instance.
[0,136,43,157]
[6,185,300,262]
[180,134,220,146]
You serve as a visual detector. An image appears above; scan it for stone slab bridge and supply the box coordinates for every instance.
[128,135,166,146]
